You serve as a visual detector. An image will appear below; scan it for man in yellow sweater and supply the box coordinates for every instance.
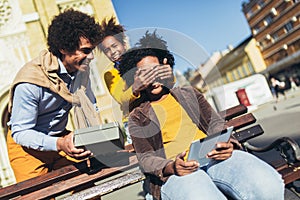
[119,45,284,200]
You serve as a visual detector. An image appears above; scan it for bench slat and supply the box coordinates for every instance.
[278,162,300,184]
[14,156,139,200]
[233,125,264,143]
[225,113,256,130]
[219,104,247,121]
[0,163,83,199]
[63,168,145,200]
[0,153,132,200]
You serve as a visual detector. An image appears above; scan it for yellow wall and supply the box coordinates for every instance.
[245,39,267,73]
[207,38,266,88]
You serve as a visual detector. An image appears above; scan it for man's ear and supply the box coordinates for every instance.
[163,58,168,64]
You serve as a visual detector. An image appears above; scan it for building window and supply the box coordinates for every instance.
[291,16,298,22]
[236,68,242,79]
[242,65,248,76]
[294,39,300,51]
[260,40,265,49]
[271,7,277,16]
[223,76,229,84]
[272,33,279,42]
[253,24,262,34]
[246,61,254,74]
[237,66,245,78]
[261,39,268,49]
[226,72,233,82]
[258,0,265,8]
[247,10,253,18]
[252,26,259,35]
[264,15,273,26]
[231,70,237,81]
[284,21,293,33]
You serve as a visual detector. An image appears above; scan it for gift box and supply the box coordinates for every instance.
[74,122,125,157]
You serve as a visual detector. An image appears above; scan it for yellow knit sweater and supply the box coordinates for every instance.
[104,67,139,118]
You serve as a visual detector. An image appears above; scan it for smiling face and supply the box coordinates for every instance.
[101,35,126,63]
[60,37,95,73]
[136,56,163,95]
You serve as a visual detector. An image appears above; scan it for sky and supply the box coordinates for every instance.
[111,0,251,73]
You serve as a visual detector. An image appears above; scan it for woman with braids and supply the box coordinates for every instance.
[98,19,174,144]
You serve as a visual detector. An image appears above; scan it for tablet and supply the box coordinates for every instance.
[187,126,234,167]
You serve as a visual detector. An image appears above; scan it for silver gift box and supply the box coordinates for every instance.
[74,122,125,156]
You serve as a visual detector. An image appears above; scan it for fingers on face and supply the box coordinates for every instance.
[155,65,173,80]
[135,64,173,86]
[139,69,156,83]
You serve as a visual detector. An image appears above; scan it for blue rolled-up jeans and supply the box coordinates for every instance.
[161,150,284,200]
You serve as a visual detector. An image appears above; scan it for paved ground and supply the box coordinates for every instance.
[248,88,300,199]
[250,88,300,145]
[247,89,300,158]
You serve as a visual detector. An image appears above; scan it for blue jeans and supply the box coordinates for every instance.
[161,150,284,200]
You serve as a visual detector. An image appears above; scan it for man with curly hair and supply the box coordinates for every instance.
[6,9,102,182]
[120,46,284,200]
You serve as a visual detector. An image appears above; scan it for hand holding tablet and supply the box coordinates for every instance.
[187,126,234,167]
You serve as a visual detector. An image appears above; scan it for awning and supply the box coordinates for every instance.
[261,51,300,74]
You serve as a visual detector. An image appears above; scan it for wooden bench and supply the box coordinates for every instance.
[0,104,299,199]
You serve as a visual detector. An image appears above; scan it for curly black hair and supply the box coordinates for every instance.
[47,9,102,59]
[119,47,175,87]
[135,30,168,50]
[98,16,126,50]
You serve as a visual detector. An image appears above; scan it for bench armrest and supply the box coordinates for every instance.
[243,137,300,164]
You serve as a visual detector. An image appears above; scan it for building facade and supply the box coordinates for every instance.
[242,0,300,83]
[188,50,229,92]
[189,0,300,110]
[0,0,122,187]
[205,36,267,89]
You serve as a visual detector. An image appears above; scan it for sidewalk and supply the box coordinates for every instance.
[252,88,300,120]
[247,88,300,147]
[249,88,300,200]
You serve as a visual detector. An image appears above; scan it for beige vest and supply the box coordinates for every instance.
[8,49,101,129]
